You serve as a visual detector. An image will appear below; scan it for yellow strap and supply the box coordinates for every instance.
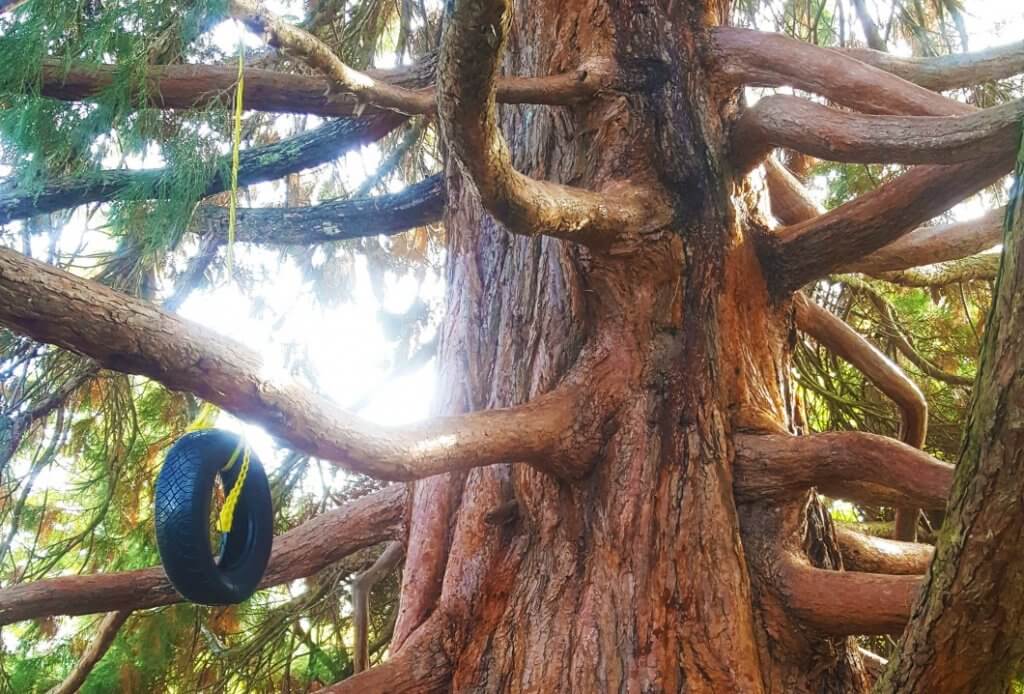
[226,39,245,279]
[181,401,250,534]
[216,443,250,533]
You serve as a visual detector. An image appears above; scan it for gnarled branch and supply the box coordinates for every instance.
[840,40,1024,92]
[733,94,1023,173]
[48,610,131,694]
[766,150,1014,293]
[0,485,405,625]
[436,0,671,245]
[229,0,435,115]
[734,432,952,510]
[709,28,974,116]
[0,247,618,481]
[777,555,920,635]
[835,526,933,575]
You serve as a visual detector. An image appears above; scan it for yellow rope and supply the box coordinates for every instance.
[226,39,245,278]
[182,402,250,534]
[216,443,250,533]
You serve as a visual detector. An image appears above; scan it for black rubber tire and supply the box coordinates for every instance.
[155,429,273,605]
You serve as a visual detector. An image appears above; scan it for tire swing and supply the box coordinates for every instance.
[155,429,273,605]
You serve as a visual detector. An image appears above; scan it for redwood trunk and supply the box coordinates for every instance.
[393,1,868,690]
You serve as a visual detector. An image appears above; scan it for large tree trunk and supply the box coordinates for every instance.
[392,1,867,690]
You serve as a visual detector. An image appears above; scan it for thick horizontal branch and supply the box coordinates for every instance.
[840,40,1024,92]
[734,432,952,509]
[38,56,631,119]
[709,28,974,116]
[733,94,1023,172]
[0,247,616,481]
[0,114,402,224]
[0,485,405,625]
[49,610,132,694]
[39,58,433,119]
[778,556,920,635]
[872,252,1001,288]
[843,207,1005,274]
[437,0,671,245]
[835,525,933,575]
[766,150,1014,293]
[794,294,927,447]
[191,173,445,246]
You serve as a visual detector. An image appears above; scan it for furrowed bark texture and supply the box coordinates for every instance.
[391,1,870,691]
[878,195,1024,692]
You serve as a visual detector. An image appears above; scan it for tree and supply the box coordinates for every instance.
[0,0,1023,691]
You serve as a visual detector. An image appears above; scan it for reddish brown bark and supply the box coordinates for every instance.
[840,40,1024,91]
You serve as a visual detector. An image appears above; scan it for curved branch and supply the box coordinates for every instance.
[0,485,406,625]
[0,247,618,481]
[229,0,435,115]
[48,610,131,694]
[794,293,930,539]
[733,95,1023,173]
[734,432,952,509]
[352,541,404,673]
[190,174,446,247]
[763,157,823,225]
[835,526,933,575]
[840,40,1024,92]
[767,150,1014,293]
[778,556,920,635]
[0,114,402,224]
[436,0,671,245]
[794,294,927,447]
[709,28,974,116]
[843,207,1005,274]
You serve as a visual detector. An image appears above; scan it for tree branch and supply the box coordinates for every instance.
[840,39,1024,92]
[709,28,974,116]
[436,0,671,245]
[762,157,822,225]
[229,0,435,115]
[766,150,1014,293]
[189,174,445,247]
[37,55,629,118]
[0,485,406,625]
[778,556,920,635]
[871,252,1001,288]
[47,610,131,694]
[794,293,930,538]
[352,541,404,673]
[733,94,1023,173]
[843,207,1005,274]
[38,58,434,120]
[0,247,618,481]
[0,114,403,224]
[733,432,952,509]
[315,611,451,693]
[835,525,933,575]
[850,0,886,51]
